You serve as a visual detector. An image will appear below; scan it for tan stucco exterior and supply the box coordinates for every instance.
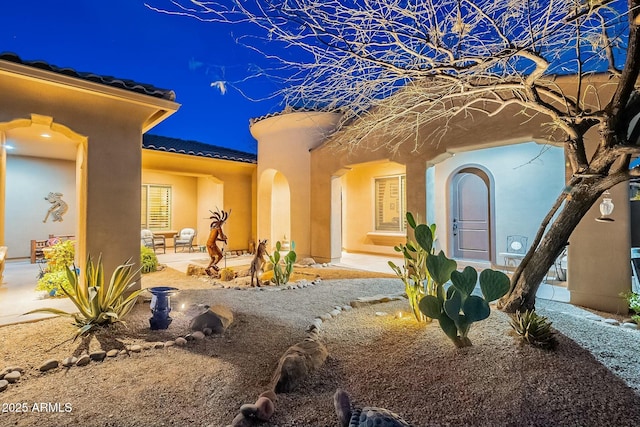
[141,150,256,252]
[253,75,634,313]
[250,111,342,257]
[0,59,178,285]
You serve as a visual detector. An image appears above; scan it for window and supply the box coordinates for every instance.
[141,184,171,230]
[375,175,406,232]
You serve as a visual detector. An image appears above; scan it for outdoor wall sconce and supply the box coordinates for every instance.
[596,190,615,222]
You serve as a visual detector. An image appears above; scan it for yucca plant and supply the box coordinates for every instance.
[26,255,143,338]
[510,309,558,350]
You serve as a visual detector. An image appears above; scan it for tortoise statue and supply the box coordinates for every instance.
[334,389,412,427]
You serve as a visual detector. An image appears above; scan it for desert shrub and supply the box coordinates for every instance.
[267,241,296,286]
[624,292,640,324]
[26,255,143,338]
[219,267,236,281]
[36,240,75,296]
[510,309,558,350]
[141,246,158,274]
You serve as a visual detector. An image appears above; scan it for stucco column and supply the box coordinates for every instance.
[406,159,427,227]
[0,131,6,246]
[568,181,631,313]
[310,170,333,263]
[84,125,142,289]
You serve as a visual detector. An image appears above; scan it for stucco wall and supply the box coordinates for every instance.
[141,150,255,252]
[141,170,198,242]
[342,161,406,255]
[252,112,342,258]
[431,142,565,263]
[5,155,77,258]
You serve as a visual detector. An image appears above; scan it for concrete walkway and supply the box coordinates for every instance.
[0,251,569,327]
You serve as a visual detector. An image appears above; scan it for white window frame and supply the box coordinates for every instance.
[141,184,172,230]
[374,174,406,233]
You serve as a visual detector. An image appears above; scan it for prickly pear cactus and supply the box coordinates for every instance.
[334,389,412,427]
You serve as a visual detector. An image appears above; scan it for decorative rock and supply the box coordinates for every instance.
[312,318,323,328]
[164,341,176,347]
[330,309,341,317]
[240,396,275,421]
[229,413,252,427]
[333,306,343,311]
[585,315,602,321]
[119,349,128,356]
[322,263,329,267]
[192,331,206,340]
[203,328,213,336]
[185,334,196,341]
[186,264,208,276]
[259,389,277,402]
[39,359,59,372]
[319,313,332,321]
[376,311,389,316]
[143,343,154,350]
[62,357,78,367]
[129,345,142,353]
[1,366,23,378]
[175,337,188,346]
[622,322,638,329]
[342,305,352,311]
[90,351,107,362]
[106,349,119,357]
[351,294,394,308]
[297,257,316,266]
[76,355,91,366]
[4,371,20,383]
[0,379,8,392]
[271,339,328,393]
[603,318,620,325]
[154,342,165,349]
[190,305,234,334]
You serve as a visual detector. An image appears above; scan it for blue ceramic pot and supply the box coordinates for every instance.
[148,286,179,330]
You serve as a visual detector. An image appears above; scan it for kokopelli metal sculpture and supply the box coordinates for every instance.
[206,208,230,276]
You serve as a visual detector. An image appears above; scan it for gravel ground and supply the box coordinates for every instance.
[0,267,639,427]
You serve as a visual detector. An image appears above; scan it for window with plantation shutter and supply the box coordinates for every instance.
[141,184,171,230]
[374,175,406,232]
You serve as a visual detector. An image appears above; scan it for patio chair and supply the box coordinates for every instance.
[141,229,166,254]
[173,228,197,252]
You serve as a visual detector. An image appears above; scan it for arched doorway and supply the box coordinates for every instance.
[1,115,85,259]
[450,167,493,261]
[257,169,291,248]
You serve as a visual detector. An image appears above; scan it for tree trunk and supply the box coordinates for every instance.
[498,179,610,313]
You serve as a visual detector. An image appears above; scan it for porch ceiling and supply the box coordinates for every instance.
[5,124,77,160]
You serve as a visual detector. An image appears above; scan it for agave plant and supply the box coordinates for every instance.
[26,255,143,338]
[510,309,558,350]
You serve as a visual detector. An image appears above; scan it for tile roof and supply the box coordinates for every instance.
[143,134,257,164]
[0,52,176,101]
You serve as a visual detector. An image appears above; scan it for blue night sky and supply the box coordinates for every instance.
[1,0,287,154]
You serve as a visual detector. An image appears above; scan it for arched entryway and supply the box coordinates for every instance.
[1,115,85,260]
[450,166,494,262]
[257,169,291,248]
